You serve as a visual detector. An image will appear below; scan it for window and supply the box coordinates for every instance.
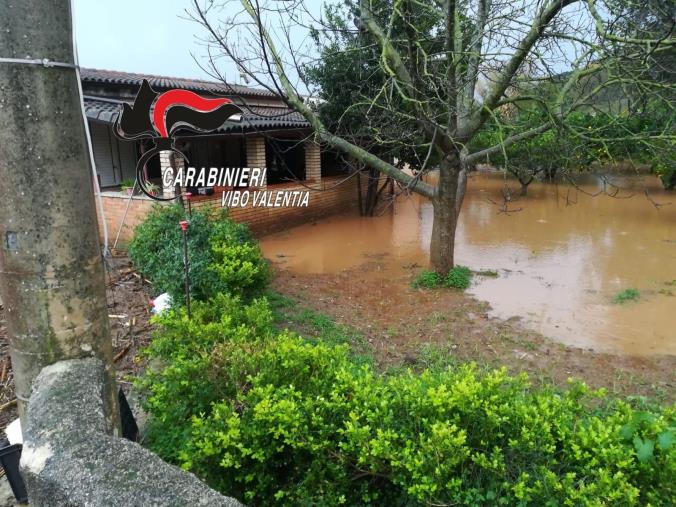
[265,138,306,184]
[321,149,349,177]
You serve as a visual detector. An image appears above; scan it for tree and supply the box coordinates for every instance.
[189,0,675,273]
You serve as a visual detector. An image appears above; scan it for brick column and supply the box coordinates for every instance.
[159,150,175,198]
[246,136,267,188]
[305,140,321,182]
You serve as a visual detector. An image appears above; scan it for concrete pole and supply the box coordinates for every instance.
[0,0,120,433]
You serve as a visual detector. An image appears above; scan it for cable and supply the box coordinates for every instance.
[69,0,111,257]
[0,57,77,68]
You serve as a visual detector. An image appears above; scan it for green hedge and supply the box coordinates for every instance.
[138,296,675,506]
[128,204,269,303]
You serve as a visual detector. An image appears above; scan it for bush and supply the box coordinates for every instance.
[445,265,472,289]
[413,266,473,290]
[128,204,269,303]
[412,270,440,289]
[138,298,675,506]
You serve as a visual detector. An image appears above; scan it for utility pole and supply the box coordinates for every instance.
[0,0,120,432]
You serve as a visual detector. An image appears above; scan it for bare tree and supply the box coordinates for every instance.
[188,0,674,273]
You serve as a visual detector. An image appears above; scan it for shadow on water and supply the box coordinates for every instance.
[261,172,675,356]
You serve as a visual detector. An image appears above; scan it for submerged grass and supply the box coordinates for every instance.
[613,288,641,304]
[475,269,499,277]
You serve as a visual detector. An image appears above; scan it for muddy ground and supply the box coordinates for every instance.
[0,255,154,433]
[271,262,676,402]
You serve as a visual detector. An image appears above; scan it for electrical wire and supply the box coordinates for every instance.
[69,0,111,257]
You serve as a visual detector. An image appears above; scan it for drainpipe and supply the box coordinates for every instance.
[0,0,120,433]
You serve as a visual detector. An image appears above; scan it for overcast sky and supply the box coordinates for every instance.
[72,0,580,88]
[72,0,220,80]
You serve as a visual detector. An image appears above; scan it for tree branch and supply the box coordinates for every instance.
[239,0,437,199]
[463,121,553,165]
[467,0,580,136]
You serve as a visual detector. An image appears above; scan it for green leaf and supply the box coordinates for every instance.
[634,411,656,424]
[657,430,675,451]
[633,437,655,463]
[619,423,635,441]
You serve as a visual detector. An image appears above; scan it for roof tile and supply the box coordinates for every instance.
[81,67,275,98]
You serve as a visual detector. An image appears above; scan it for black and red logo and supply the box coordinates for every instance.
[114,79,242,200]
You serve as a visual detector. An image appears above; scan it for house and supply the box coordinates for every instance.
[81,68,367,243]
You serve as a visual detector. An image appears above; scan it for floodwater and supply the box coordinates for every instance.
[261,172,676,355]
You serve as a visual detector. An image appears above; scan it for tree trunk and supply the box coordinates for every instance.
[430,156,464,274]
[0,0,120,432]
[364,167,380,216]
[520,182,529,196]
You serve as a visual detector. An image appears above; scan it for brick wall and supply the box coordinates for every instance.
[189,175,372,235]
[96,192,159,247]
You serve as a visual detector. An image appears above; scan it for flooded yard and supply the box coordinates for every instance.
[261,172,675,356]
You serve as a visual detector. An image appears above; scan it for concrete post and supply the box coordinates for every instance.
[0,0,120,432]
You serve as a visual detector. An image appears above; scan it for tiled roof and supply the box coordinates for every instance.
[81,67,276,98]
[83,97,122,124]
[83,97,309,133]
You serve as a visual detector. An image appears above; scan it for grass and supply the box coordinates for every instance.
[412,265,473,290]
[475,269,499,278]
[267,290,372,364]
[412,270,440,289]
[612,288,640,304]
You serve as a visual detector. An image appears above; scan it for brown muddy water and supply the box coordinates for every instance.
[261,172,676,356]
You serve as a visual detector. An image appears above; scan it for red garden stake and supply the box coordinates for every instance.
[179,220,191,318]
[184,191,192,217]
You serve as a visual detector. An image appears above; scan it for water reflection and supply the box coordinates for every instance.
[261,172,675,355]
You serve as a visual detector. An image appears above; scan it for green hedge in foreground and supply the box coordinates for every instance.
[138,295,675,506]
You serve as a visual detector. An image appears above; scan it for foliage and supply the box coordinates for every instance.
[267,292,372,365]
[445,265,472,290]
[613,288,641,304]
[412,270,441,289]
[471,100,675,189]
[413,266,472,290]
[120,177,135,189]
[139,296,676,506]
[128,204,269,303]
[306,0,450,169]
[137,293,275,462]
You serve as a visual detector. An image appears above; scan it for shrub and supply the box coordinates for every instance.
[412,270,440,289]
[128,204,268,303]
[138,298,676,506]
[445,265,472,289]
[136,293,275,462]
[613,288,641,304]
[413,266,472,290]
